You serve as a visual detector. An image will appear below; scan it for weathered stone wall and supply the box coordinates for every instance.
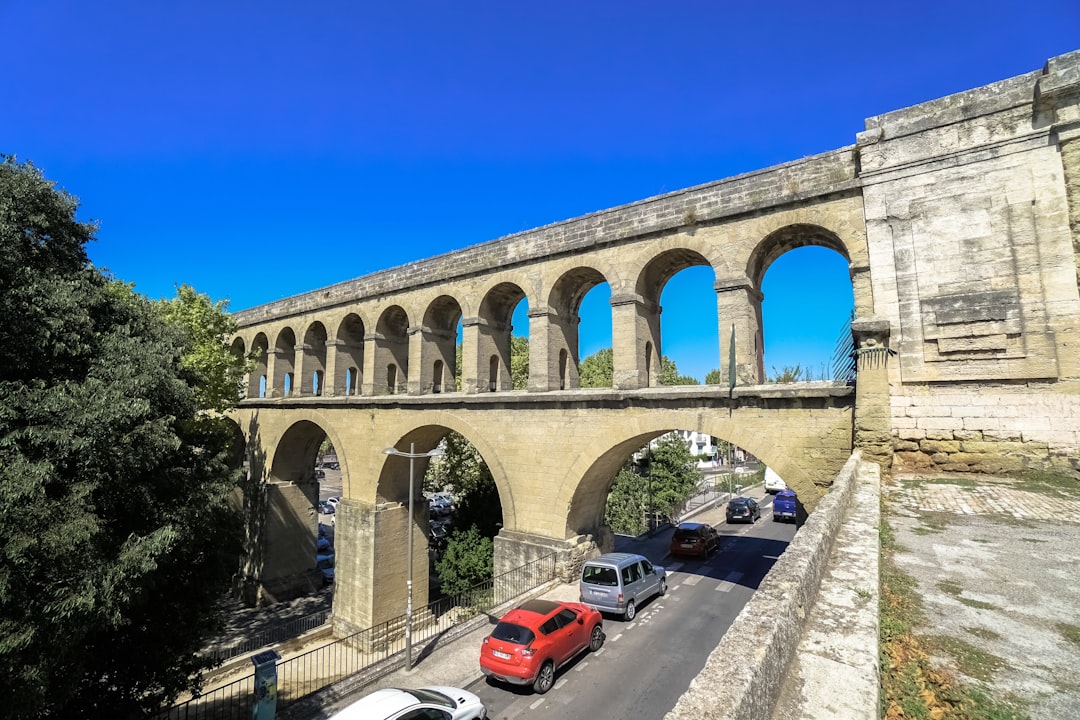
[859,50,1080,478]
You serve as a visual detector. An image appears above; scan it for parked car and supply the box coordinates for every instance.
[317,535,331,552]
[578,552,666,620]
[429,523,449,554]
[329,685,486,720]
[773,489,798,522]
[763,468,787,494]
[316,551,335,585]
[318,500,335,515]
[726,496,761,523]
[480,598,604,694]
[670,522,719,558]
[327,496,341,510]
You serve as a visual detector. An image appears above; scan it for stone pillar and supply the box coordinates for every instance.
[323,339,340,396]
[494,529,601,586]
[716,277,763,385]
[527,308,553,391]
[264,349,277,398]
[460,317,482,394]
[361,335,380,395]
[237,479,322,607]
[407,326,424,395]
[332,498,430,638]
[610,293,660,389]
[292,344,306,396]
[852,318,894,469]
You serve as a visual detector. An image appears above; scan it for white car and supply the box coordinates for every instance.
[330,686,486,720]
[764,468,787,494]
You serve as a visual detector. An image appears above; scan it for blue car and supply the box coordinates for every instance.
[773,489,798,522]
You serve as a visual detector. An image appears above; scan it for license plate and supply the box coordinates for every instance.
[493,650,511,660]
[682,543,694,549]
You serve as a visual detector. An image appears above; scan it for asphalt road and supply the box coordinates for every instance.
[464,500,797,720]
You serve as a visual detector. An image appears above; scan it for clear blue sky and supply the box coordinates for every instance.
[5,1,1077,382]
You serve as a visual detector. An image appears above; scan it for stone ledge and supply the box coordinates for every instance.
[664,452,866,720]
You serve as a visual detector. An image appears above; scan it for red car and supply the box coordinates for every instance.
[479,598,604,694]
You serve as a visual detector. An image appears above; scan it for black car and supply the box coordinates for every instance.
[726,497,761,523]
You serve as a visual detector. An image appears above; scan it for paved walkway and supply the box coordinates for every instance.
[886,476,1080,521]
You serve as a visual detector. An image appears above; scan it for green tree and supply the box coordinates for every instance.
[660,356,700,386]
[0,158,243,719]
[509,335,529,390]
[705,368,722,385]
[157,284,251,413]
[604,465,649,536]
[435,526,494,597]
[579,348,613,388]
[770,364,807,383]
[424,431,502,539]
[640,433,702,517]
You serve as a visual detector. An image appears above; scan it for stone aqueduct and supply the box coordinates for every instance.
[229,52,1080,633]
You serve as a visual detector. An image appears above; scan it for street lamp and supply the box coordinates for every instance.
[382,442,444,669]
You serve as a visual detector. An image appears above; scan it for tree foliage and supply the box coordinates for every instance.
[705,368,722,385]
[604,433,703,536]
[509,335,529,390]
[0,158,243,719]
[660,356,700,386]
[424,431,502,539]
[157,284,251,413]
[434,526,494,598]
[579,348,613,388]
[770,364,807,383]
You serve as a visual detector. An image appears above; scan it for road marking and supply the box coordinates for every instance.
[627,622,637,630]
[716,571,744,592]
[594,647,606,656]
[611,633,623,642]
[668,562,684,572]
[682,575,702,586]
[575,661,589,671]
[530,698,546,710]
[763,555,781,560]
[555,678,568,690]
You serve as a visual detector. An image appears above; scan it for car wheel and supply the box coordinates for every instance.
[624,599,636,621]
[533,660,555,694]
[659,577,668,596]
[589,624,605,652]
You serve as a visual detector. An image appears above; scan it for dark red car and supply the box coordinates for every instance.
[670,522,720,558]
[479,598,604,694]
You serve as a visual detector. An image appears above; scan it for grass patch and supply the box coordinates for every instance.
[1012,469,1080,500]
[963,626,1001,642]
[1057,622,1080,648]
[927,635,1006,682]
[958,597,997,610]
[923,476,979,489]
[937,580,963,596]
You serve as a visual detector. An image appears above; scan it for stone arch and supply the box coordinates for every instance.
[745,224,856,382]
[545,266,610,390]
[273,327,297,397]
[559,409,828,543]
[301,321,328,396]
[418,295,462,395]
[372,305,410,395]
[631,248,714,388]
[472,282,528,393]
[248,333,270,398]
[334,313,365,396]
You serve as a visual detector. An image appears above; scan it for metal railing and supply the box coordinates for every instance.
[204,608,331,664]
[159,552,557,719]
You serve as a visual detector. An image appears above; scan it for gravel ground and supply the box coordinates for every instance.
[885,474,1080,720]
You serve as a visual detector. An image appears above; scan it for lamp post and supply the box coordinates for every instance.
[382,442,443,669]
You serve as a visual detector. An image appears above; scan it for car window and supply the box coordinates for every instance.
[582,565,618,587]
[622,563,642,584]
[555,608,577,628]
[397,709,450,720]
[539,617,559,635]
[641,559,653,575]
[491,621,535,645]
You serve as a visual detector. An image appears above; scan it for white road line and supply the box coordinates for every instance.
[667,562,684,572]
[594,647,606,656]
[716,570,744,591]
[530,698,546,710]
[627,622,637,630]
[611,633,623,642]
[555,678,568,690]
[682,575,702,586]
[575,661,589,672]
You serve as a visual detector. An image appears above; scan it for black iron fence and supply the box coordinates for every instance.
[159,552,557,719]
[204,608,332,664]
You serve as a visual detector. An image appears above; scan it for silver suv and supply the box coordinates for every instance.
[578,552,666,620]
